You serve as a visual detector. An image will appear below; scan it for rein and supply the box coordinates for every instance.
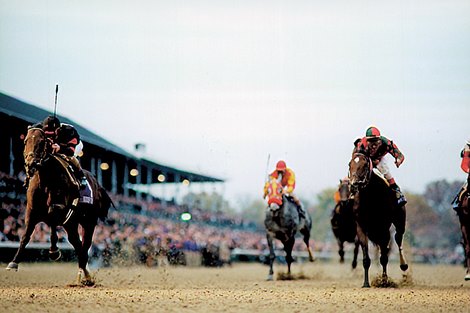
[349,153,373,190]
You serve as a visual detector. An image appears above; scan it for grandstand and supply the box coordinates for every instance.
[0,92,224,200]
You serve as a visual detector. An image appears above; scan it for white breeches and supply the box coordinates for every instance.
[376,158,393,180]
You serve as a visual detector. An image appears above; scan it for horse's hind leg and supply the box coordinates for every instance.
[300,227,314,262]
[393,205,408,271]
[460,222,470,280]
[79,223,96,286]
[352,238,359,269]
[64,223,93,286]
[49,226,62,261]
[266,233,275,281]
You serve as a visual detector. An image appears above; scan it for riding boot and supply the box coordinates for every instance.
[292,196,306,219]
[390,183,407,205]
[453,184,468,211]
[68,156,87,189]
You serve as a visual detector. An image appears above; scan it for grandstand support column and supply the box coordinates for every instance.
[136,163,142,200]
[97,158,103,186]
[111,160,117,194]
[175,173,181,204]
[9,136,14,176]
[90,157,96,177]
[146,166,152,201]
[162,171,167,208]
[124,161,129,197]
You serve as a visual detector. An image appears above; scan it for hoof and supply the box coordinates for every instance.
[267,274,273,281]
[49,249,62,261]
[6,262,18,271]
[362,284,370,288]
[400,264,409,272]
[465,273,470,281]
[81,279,96,287]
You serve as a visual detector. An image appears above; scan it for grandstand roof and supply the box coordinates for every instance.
[0,92,224,183]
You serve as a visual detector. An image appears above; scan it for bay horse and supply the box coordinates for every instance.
[454,176,470,280]
[264,178,314,281]
[348,152,408,287]
[330,178,359,269]
[5,127,113,286]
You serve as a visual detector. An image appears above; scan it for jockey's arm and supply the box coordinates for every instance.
[387,139,404,168]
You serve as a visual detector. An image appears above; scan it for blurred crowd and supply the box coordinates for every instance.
[0,171,465,267]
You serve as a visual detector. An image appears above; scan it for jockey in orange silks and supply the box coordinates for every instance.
[263,160,306,219]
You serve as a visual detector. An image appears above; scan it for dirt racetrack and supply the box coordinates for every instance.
[1,261,469,313]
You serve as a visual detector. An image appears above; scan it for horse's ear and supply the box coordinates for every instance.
[339,179,342,184]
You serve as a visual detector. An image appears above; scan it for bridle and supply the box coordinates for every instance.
[349,153,373,193]
[23,127,48,174]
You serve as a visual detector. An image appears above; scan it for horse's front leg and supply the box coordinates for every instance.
[266,233,275,281]
[379,241,390,279]
[356,225,371,288]
[393,205,408,271]
[283,236,295,276]
[6,204,37,271]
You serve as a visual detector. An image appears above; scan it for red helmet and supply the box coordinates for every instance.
[365,126,381,139]
[276,160,287,172]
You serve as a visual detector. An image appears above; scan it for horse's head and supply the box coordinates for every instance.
[338,177,351,203]
[348,153,372,194]
[23,127,47,176]
[264,178,284,212]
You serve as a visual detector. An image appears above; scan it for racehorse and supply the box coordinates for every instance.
[5,127,113,286]
[454,177,470,280]
[264,178,314,281]
[330,178,359,269]
[348,152,408,287]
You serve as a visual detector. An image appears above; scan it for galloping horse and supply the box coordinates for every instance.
[264,178,314,281]
[6,127,113,286]
[348,152,408,287]
[454,176,470,280]
[330,178,359,268]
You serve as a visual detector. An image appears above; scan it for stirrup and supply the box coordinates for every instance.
[80,177,87,189]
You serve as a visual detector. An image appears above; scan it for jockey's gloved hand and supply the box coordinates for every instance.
[51,143,60,153]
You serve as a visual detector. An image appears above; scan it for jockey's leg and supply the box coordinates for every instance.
[378,159,407,205]
[290,193,306,219]
[453,182,468,210]
[68,156,87,189]
[387,177,407,205]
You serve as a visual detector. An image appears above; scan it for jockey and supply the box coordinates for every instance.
[354,126,407,205]
[41,116,88,189]
[264,160,306,219]
[452,138,470,210]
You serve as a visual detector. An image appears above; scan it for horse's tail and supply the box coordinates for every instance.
[97,186,114,221]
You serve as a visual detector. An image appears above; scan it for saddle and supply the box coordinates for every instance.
[52,155,93,205]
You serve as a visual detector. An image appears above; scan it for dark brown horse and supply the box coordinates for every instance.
[331,178,359,269]
[454,177,470,280]
[5,127,113,286]
[264,178,314,280]
[348,152,408,287]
